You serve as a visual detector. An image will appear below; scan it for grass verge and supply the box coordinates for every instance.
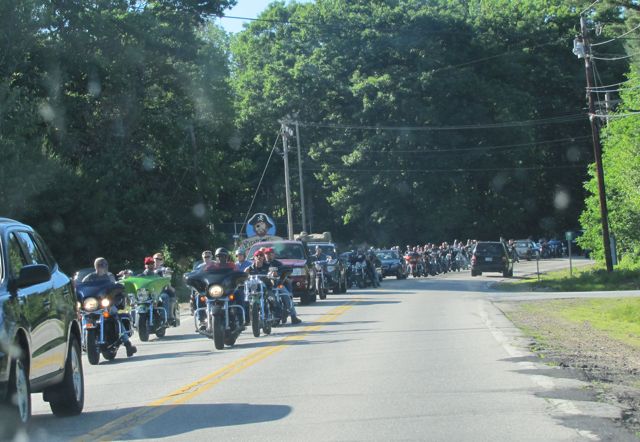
[495,262,640,292]
[514,297,640,348]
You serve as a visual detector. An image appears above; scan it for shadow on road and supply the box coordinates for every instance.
[99,349,212,364]
[29,403,292,441]
[149,332,202,341]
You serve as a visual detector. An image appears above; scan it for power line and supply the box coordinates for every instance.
[219,14,470,35]
[592,50,640,60]
[306,136,590,154]
[218,15,569,75]
[303,165,588,174]
[430,38,566,74]
[591,21,640,47]
[588,78,633,89]
[580,0,600,15]
[238,134,280,236]
[599,111,640,119]
[298,113,586,132]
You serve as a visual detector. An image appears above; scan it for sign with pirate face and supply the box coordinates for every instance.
[247,213,276,238]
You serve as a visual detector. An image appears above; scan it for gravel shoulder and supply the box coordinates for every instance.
[498,299,640,436]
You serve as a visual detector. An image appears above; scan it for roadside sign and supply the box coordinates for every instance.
[565,231,574,241]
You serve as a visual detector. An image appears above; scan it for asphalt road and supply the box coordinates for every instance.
[26,257,638,441]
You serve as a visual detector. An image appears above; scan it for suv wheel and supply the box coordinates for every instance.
[0,356,31,439]
[48,339,84,416]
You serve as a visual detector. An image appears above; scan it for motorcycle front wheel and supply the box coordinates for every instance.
[138,315,150,342]
[86,329,100,365]
[213,315,225,350]
[251,304,260,337]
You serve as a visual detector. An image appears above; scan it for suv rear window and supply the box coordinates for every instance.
[474,243,505,256]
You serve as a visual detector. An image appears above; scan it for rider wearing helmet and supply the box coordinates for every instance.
[204,247,235,271]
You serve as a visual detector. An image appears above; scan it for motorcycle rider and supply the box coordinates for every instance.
[139,256,156,275]
[312,245,328,262]
[366,249,380,287]
[312,245,331,288]
[83,257,137,357]
[196,250,214,270]
[235,249,251,272]
[263,248,302,324]
[152,253,178,326]
[82,257,116,283]
[507,239,520,263]
[204,247,236,270]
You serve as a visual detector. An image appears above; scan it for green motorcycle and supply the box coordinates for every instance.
[120,275,179,341]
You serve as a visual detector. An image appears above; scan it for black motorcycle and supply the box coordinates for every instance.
[186,267,248,350]
[76,279,133,365]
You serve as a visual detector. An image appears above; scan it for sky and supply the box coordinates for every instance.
[217,0,312,34]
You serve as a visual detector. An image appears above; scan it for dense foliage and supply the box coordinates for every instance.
[577,2,640,264]
[1,0,637,272]
[1,0,244,271]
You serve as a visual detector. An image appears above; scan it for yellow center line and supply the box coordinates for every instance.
[73,301,356,442]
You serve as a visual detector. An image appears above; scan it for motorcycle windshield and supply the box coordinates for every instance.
[186,268,247,293]
[120,275,170,295]
[76,280,123,300]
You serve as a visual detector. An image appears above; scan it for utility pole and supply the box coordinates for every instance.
[280,122,295,240]
[576,16,614,271]
[295,120,307,233]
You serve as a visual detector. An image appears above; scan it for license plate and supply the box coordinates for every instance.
[485,257,493,262]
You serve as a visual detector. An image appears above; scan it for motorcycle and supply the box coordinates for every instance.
[313,260,329,299]
[351,261,367,288]
[186,267,248,350]
[244,268,293,337]
[405,252,422,277]
[121,275,177,342]
[76,279,133,365]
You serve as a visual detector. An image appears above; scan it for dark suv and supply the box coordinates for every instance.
[0,218,84,435]
[470,241,514,277]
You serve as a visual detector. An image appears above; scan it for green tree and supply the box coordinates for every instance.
[232,0,594,246]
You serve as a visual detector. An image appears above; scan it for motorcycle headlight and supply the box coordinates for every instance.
[291,268,304,276]
[208,284,224,298]
[327,266,335,272]
[314,262,323,270]
[82,297,99,312]
[100,298,110,308]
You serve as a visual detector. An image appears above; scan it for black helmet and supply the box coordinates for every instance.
[215,247,229,257]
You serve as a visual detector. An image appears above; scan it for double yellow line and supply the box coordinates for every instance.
[74,301,355,441]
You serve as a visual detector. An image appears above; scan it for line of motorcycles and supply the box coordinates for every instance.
[403,250,470,278]
[74,265,305,363]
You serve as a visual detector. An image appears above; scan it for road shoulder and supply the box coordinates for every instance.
[496,299,640,437]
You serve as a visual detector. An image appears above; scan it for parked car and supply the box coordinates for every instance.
[514,239,538,261]
[0,218,84,436]
[305,242,348,294]
[470,241,514,277]
[247,240,316,304]
[375,250,407,279]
